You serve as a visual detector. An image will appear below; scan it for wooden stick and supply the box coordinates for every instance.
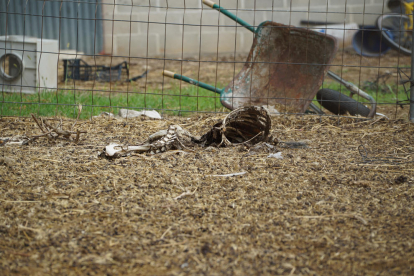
[30,131,53,139]
[72,104,83,130]
[31,114,46,133]
[31,114,86,142]
[173,188,198,200]
[75,130,80,143]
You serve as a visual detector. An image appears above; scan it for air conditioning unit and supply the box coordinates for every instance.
[0,36,58,94]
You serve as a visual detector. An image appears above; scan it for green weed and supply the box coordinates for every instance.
[1,81,409,118]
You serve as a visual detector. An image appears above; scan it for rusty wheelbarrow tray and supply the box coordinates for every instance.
[164,20,336,114]
[163,0,376,116]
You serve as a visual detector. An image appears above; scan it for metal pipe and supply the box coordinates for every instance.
[163,70,223,94]
[410,8,414,122]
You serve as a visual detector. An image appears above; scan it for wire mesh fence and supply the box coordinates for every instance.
[0,0,413,120]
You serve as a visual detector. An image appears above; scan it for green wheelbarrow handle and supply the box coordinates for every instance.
[203,0,257,33]
[163,70,223,94]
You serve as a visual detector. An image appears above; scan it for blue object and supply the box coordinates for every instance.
[352,26,391,57]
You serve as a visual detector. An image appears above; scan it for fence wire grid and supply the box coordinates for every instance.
[1,0,414,120]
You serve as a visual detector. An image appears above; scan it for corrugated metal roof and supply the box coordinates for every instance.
[0,0,104,55]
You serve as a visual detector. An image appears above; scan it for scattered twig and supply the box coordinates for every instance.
[173,188,198,200]
[207,172,247,177]
[353,215,368,226]
[75,130,81,143]
[30,114,86,143]
[18,225,42,232]
[71,104,83,130]
[369,115,387,126]
[233,131,264,147]
[34,158,63,163]
[160,226,173,239]
[31,114,46,133]
[30,131,53,139]
[160,150,189,156]
[362,71,392,94]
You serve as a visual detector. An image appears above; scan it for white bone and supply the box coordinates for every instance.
[105,143,123,156]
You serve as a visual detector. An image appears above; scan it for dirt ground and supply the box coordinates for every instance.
[1,110,414,275]
[59,49,412,94]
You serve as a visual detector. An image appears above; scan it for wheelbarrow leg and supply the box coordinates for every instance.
[163,70,223,94]
[203,0,375,117]
[308,103,325,114]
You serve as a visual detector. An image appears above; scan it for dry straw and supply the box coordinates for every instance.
[0,111,413,275]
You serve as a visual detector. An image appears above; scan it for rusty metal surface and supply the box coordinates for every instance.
[221,21,338,113]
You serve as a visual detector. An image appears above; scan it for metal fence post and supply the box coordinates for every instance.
[411,9,414,122]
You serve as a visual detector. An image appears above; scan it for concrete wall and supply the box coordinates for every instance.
[102,0,389,57]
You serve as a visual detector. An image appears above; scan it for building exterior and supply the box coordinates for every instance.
[0,0,104,55]
[102,0,390,57]
[1,0,390,57]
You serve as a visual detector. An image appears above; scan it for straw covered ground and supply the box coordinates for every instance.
[1,109,414,275]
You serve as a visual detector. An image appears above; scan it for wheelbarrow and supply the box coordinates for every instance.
[163,0,377,117]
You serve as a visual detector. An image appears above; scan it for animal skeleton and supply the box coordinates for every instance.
[103,125,194,157]
[103,106,273,158]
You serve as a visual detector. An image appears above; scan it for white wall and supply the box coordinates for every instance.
[102,0,389,57]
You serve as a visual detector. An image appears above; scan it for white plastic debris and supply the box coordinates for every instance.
[118,109,161,119]
[314,23,359,47]
[92,112,115,119]
[267,152,283,159]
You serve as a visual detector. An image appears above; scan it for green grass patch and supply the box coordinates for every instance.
[1,84,223,119]
[1,81,410,118]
